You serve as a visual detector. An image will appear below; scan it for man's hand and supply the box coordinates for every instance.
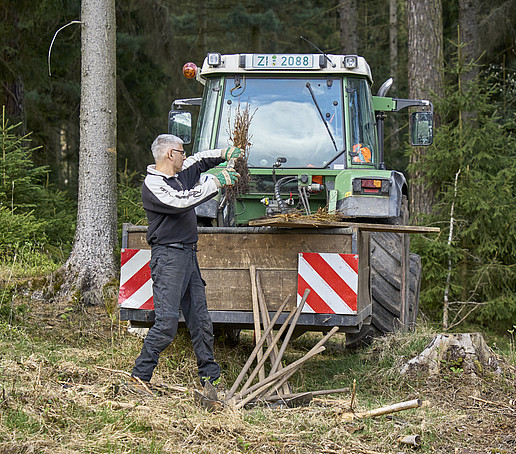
[221,146,244,161]
[214,169,240,188]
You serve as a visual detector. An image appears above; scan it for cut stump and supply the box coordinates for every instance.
[401,333,502,377]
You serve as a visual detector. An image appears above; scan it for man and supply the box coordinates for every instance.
[132,134,242,386]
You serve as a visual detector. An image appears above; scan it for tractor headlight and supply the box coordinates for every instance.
[207,52,222,67]
[343,55,358,69]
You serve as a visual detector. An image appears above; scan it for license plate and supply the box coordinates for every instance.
[252,54,314,69]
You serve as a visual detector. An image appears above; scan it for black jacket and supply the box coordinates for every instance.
[142,149,224,245]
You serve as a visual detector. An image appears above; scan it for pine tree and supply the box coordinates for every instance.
[0,107,75,255]
[58,0,117,306]
[412,50,516,331]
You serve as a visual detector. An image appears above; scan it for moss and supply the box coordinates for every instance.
[30,276,48,290]
[102,276,120,319]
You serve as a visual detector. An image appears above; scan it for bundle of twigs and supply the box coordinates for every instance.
[276,207,343,224]
[227,103,255,196]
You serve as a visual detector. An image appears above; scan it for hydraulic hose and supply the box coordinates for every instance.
[274,176,297,214]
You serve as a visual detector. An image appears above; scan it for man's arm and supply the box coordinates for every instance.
[142,173,219,214]
[182,147,244,173]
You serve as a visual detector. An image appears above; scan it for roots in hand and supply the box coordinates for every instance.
[232,157,250,194]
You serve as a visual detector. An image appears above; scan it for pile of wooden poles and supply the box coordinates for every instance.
[221,265,345,409]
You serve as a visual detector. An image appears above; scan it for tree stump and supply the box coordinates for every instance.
[401,333,502,377]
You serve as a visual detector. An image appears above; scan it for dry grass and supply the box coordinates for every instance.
[1,295,515,453]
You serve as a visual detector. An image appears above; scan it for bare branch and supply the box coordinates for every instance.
[443,168,461,330]
[48,21,82,76]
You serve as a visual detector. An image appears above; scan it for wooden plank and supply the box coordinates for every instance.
[249,217,440,234]
[126,231,150,249]
[356,229,371,314]
[196,232,353,269]
[203,269,297,311]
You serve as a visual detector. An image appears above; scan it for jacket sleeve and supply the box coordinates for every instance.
[182,148,225,173]
[142,173,219,214]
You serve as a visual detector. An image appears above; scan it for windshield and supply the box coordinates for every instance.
[216,77,345,168]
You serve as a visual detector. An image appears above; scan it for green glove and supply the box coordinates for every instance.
[221,146,244,161]
[214,169,240,188]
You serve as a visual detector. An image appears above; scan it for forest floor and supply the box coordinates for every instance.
[0,294,515,454]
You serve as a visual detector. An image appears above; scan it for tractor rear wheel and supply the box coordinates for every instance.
[345,231,421,347]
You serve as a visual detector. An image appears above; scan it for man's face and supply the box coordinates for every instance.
[168,145,186,174]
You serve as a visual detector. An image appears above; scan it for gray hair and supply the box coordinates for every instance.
[150,134,184,162]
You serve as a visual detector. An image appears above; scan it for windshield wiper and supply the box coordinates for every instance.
[305,82,338,154]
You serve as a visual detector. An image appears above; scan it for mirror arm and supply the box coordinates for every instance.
[393,98,433,113]
[171,97,202,110]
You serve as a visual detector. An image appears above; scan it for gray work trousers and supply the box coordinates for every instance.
[132,244,220,384]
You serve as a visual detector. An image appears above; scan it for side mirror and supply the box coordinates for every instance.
[410,112,433,146]
[168,110,192,144]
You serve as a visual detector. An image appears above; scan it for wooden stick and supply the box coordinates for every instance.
[355,398,422,419]
[240,345,325,399]
[350,378,357,410]
[255,272,278,363]
[235,346,325,409]
[249,265,265,382]
[398,435,421,447]
[226,294,291,399]
[269,288,310,376]
[469,395,514,409]
[256,271,290,395]
[95,365,132,377]
[258,387,351,402]
[239,305,297,395]
[261,362,303,400]
[236,370,294,410]
[94,365,189,393]
[263,326,339,398]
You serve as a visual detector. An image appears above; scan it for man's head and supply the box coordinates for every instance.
[151,134,185,175]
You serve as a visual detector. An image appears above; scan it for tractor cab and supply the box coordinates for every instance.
[169,52,433,225]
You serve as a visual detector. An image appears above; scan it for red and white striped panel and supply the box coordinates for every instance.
[118,249,154,310]
[297,252,358,314]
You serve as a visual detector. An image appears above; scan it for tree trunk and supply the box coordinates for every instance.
[1,4,25,131]
[251,26,261,53]
[339,0,358,54]
[459,0,480,85]
[60,0,117,305]
[198,0,208,57]
[390,0,398,88]
[388,0,400,152]
[407,0,443,220]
